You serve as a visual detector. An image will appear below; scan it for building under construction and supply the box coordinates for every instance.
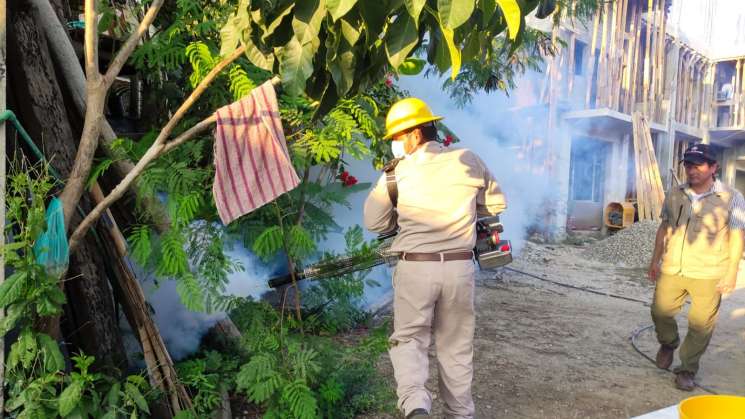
[507,0,745,236]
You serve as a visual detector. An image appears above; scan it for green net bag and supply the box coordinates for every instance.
[33,197,69,277]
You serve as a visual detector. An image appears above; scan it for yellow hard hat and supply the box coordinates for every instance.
[383,97,443,139]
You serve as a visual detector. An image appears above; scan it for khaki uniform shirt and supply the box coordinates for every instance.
[363,142,506,253]
[660,180,745,279]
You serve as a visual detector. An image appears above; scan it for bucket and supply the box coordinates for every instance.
[678,395,745,419]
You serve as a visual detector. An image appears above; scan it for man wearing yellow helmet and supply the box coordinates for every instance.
[364,98,506,418]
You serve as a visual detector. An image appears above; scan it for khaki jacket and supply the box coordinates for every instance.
[661,181,735,279]
[363,142,506,253]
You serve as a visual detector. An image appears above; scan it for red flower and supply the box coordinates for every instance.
[385,77,393,87]
[339,170,349,181]
[444,135,453,147]
[344,176,358,187]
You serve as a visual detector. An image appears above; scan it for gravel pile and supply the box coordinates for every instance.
[584,220,660,268]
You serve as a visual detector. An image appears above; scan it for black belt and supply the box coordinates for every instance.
[399,251,474,262]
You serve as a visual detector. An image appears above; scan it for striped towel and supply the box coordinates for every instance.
[213,80,300,224]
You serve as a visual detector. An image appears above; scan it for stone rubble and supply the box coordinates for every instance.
[584,220,660,268]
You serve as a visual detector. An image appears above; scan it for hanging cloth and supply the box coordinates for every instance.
[212,80,300,224]
[33,197,70,278]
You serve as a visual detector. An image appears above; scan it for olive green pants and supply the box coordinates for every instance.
[651,273,722,374]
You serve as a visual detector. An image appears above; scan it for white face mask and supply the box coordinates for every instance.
[391,140,406,158]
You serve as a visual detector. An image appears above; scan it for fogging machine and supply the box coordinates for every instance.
[267,216,513,288]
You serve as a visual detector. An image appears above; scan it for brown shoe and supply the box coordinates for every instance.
[655,345,674,369]
[675,371,696,391]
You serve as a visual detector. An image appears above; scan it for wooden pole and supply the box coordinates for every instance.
[606,0,619,108]
[596,0,610,108]
[0,0,6,413]
[735,59,741,127]
[643,0,653,116]
[740,58,745,126]
[627,1,643,112]
[648,0,659,119]
[614,0,629,111]
[567,32,576,96]
[585,9,601,108]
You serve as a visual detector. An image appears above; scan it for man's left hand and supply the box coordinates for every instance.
[716,272,738,295]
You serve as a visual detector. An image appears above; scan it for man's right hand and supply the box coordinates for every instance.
[648,262,660,282]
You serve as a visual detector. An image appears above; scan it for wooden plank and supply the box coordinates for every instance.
[631,112,648,219]
[585,8,601,108]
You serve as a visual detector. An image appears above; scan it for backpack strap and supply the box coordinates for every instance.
[382,158,402,208]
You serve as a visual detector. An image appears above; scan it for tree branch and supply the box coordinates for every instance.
[103,0,165,87]
[68,46,255,252]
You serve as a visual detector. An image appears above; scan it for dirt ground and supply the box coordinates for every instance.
[362,241,745,419]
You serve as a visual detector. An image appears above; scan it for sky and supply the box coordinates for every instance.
[671,0,745,59]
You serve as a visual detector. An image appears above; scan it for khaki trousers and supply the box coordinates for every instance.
[389,259,476,419]
[651,273,722,374]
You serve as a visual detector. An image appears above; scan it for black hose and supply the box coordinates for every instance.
[629,325,718,395]
[503,266,719,395]
[503,266,651,306]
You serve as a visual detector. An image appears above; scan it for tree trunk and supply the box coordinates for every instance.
[7,0,126,373]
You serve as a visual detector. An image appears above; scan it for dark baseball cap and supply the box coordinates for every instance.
[683,143,716,164]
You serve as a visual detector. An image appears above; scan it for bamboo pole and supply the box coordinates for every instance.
[741,58,745,126]
[606,0,619,109]
[585,9,601,108]
[642,0,653,116]
[657,0,667,118]
[0,0,6,413]
[613,0,629,111]
[627,1,643,112]
[596,0,610,107]
[568,32,576,96]
[735,59,741,127]
[648,0,659,119]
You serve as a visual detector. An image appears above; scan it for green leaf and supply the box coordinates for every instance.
[329,42,356,96]
[288,225,316,258]
[438,0,475,30]
[252,225,284,261]
[358,2,387,44]
[398,57,426,75]
[176,275,206,312]
[497,0,522,40]
[0,307,24,335]
[0,271,26,307]
[106,382,121,407]
[439,22,461,80]
[38,334,65,373]
[385,13,418,70]
[86,158,115,190]
[58,381,83,417]
[326,0,357,21]
[404,0,426,23]
[480,0,497,24]
[339,18,361,46]
[242,35,275,71]
[220,16,241,57]
[262,3,296,43]
[125,382,150,414]
[279,37,315,97]
[293,0,326,45]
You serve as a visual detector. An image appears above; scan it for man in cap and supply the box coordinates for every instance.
[364,98,506,418]
[648,143,745,391]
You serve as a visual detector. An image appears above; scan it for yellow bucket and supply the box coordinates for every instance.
[679,395,745,419]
